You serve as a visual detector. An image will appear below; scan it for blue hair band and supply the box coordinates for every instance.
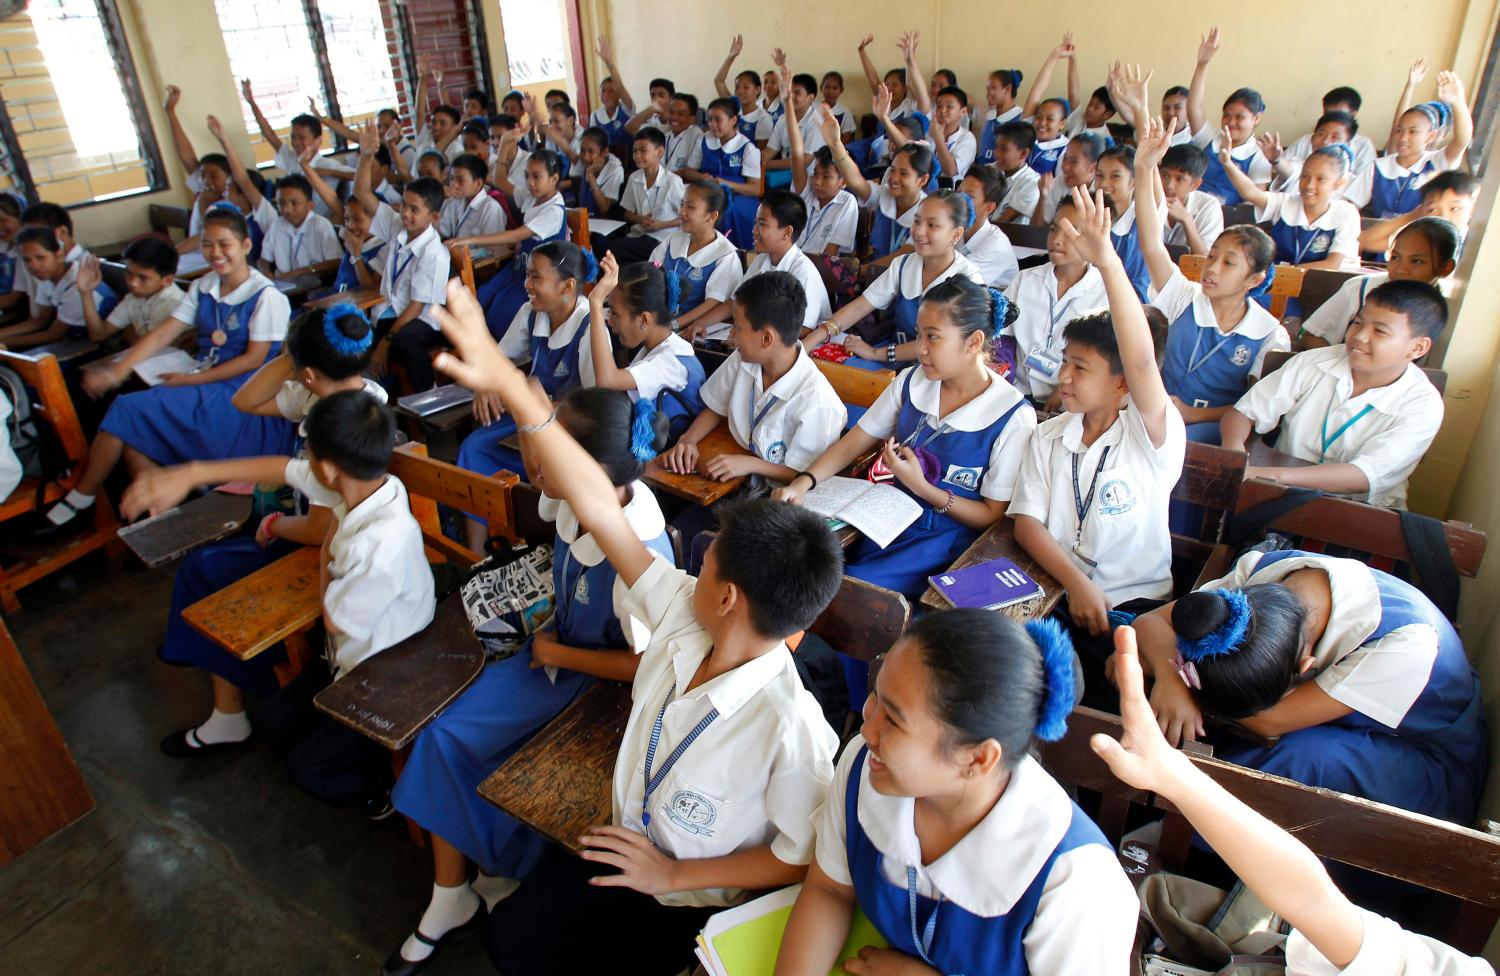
[207,200,244,216]
[1024,617,1075,742]
[987,287,1011,338]
[629,398,658,461]
[662,268,682,318]
[1008,70,1022,90]
[1314,142,1355,175]
[323,302,373,356]
[578,247,599,285]
[956,191,976,228]
[1177,588,1252,663]
[1247,262,1276,301]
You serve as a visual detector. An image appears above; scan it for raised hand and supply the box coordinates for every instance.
[431,279,523,395]
[1407,57,1428,87]
[595,34,614,65]
[306,95,321,118]
[1056,187,1116,267]
[1117,63,1154,116]
[1257,131,1283,163]
[358,120,379,156]
[727,34,743,59]
[593,252,620,303]
[163,84,181,111]
[1055,31,1075,59]
[858,33,874,51]
[872,82,893,119]
[206,114,225,141]
[1090,626,1199,791]
[817,103,843,147]
[1218,125,1235,161]
[1135,115,1177,169]
[74,253,101,293]
[1197,26,1221,65]
[771,47,787,69]
[1436,70,1467,106]
[239,78,254,101]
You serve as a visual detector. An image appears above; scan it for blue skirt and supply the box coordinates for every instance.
[722,195,760,249]
[392,639,593,876]
[478,263,525,342]
[456,415,524,525]
[161,534,295,698]
[101,376,297,466]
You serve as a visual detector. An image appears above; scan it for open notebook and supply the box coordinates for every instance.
[695,885,887,976]
[800,476,922,549]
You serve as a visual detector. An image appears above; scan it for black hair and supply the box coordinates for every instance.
[1099,144,1135,170]
[489,113,519,131]
[759,189,807,237]
[927,187,972,229]
[1143,305,1169,367]
[557,387,666,487]
[735,69,761,89]
[502,90,525,108]
[988,68,1023,94]
[461,120,490,143]
[1090,85,1115,114]
[671,92,700,116]
[812,145,841,175]
[791,73,817,96]
[909,609,1068,766]
[551,102,578,121]
[892,142,935,178]
[615,261,678,322]
[466,88,493,111]
[895,116,926,141]
[933,68,957,88]
[374,144,392,168]
[17,226,60,252]
[290,113,322,137]
[274,174,313,201]
[996,119,1036,153]
[1069,132,1107,164]
[433,105,462,125]
[633,126,667,150]
[417,150,448,174]
[1396,216,1461,268]
[288,304,373,379]
[0,194,23,220]
[404,176,445,214]
[712,499,843,639]
[1315,110,1359,139]
[122,236,179,277]
[923,276,1017,355]
[1063,311,1123,375]
[1037,97,1069,117]
[1217,224,1275,279]
[450,153,487,182]
[734,270,806,347]
[527,148,565,181]
[1161,143,1209,180]
[649,77,675,95]
[378,107,398,121]
[1323,86,1362,112]
[304,390,396,481]
[937,85,968,109]
[884,67,908,85]
[580,125,609,152]
[198,152,231,176]
[962,163,1005,209]
[1176,585,1307,719]
[707,96,740,119]
[531,239,598,288]
[1364,279,1448,340]
[821,70,845,87]
[687,178,727,218]
[1421,170,1480,200]
[203,205,251,240]
[1164,85,1190,100]
[545,88,570,104]
[22,201,71,233]
[1224,87,1266,115]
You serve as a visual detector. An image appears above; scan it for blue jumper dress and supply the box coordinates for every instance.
[477,196,568,339]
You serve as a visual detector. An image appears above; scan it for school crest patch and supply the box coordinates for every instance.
[1231,344,1252,367]
[764,440,787,464]
[942,465,982,491]
[553,359,571,378]
[1308,233,1331,256]
[573,576,591,605]
[665,790,718,836]
[1098,479,1136,515]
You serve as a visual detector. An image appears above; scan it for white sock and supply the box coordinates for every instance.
[471,872,520,911]
[46,489,95,526]
[400,882,479,963]
[191,708,251,746]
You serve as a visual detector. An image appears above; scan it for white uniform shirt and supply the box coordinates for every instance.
[1344,150,1452,212]
[826,102,857,137]
[1232,345,1442,509]
[275,377,387,438]
[36,260,89,327]
[797,186,859,256]
[253,198,342,274]
[284,461,435,677]
[170,269,291,343]
[816,738,1137,975]
[274,142,354,179]
[743,246,832,330]
[610,557,838,908]
[18,242,83,319]
[937,125,978,179]
[1255,192,1362,270]
[1150,268,1289,379]
[627,331,698,402]
[105,283,188,337]
[620,167,686,242]
[497,296,597,389]
[1010,399,1186,603]
[858,365,1036,501]
[663,125,705,174]
[1164,189,1225,250]
[1302,271,1387,345]
[439,189,508,240]
[864,186,927,256]
[862,252,984,313]
[1286,906,1493,976]
[1193,125,1274,198]
[1064,105,1114,144]
[508,149,535,211]
[700,345,846,469]
[370,204,449,324]
[767,111,827,167]
[1037,174,1088,225]
[648,231,744,310]
[1003,263,1109,400]
[998,164,1042,223]
[0,387,21,502]
[959,219,1020,288]
[687,133,763,181]
[739,105,775,142]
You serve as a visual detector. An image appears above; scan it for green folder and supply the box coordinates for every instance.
[699,885,888,975]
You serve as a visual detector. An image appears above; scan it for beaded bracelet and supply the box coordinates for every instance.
[518,408,557,435]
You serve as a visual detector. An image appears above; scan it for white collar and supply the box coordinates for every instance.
[1276,196,1353,231]
[1111,201,1138,234]
[1059,406,1128,452]
[337,475,404,534]
[751,246,805,274]
[526,296,591,349]
[707,132,750,153]
[879,188,926,225]
[670,231,736,266]
[525,193,565,218]
[897,252,975,297]
[397,223,440,252]
[1311,346,1431,416]
[902,364,1027,432]
[962,219,1001,252]
[1034,134,1069,150]
[464,190,493,213]
[204,268,273,303]
[733,343,818,402]
[1216,553,1383,670]
[1187,287,1281,340]
[1376,151,1439,177]
[670,638,792,719]
[537,480,665,567]
[1044,263,1105,303]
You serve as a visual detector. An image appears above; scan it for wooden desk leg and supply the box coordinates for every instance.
[274,629,316,688]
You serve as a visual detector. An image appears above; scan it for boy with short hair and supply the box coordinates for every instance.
[1359,170,1480,257]
[1302,216,1459,348]
[1286,86,1378,176]
[0,227,116,348]
[422,105,465,163]
[793,148,858,256]
[657,93,705,176]
[765,73,826,179]
[439,153,508,240]
[240,80,355,183]
[1222,280,1446,510]
[596,127,685,263]
[740,191,832,331]
[79,238,183,345]
[993,120,1042,223]
[1158,143,1223,254]
[2,201,87,317]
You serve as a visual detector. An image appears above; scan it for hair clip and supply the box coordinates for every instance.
[1172,653,1203,690]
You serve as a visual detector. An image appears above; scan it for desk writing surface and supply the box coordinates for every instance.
[643,426,749,505]
[117,492,253,568]
[182,545,322,660]
[920,519,1062,619]
[303,287,383,311]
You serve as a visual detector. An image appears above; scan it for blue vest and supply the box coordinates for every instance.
[870,204,915,260]
[885,255,929,338]
[699,140,749,184]
[735,116,760,144]
[1027,139,1067,176]
[596,104,632,145]
[0,251,14,294]
[1269,219,1335,268]
[193,283,272,363]
[528,308,591,397]
[653,352,707,441]
[1161,301,1274,408]
[661,247,718,312]
[523,200,569,259]
[332,241,384,293]
[977,119,1001,167]
[845,745,1111,975]
[1369,160,1438,219]
[245,213,267,265]
[1201,149,1255,205]
[1110,218,1151,301]
[554,524,673,648]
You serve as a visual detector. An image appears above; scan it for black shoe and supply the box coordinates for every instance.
[29,500,94,539]
[159,726,251,759]
[363,791,396,822]
[380,906,482,976]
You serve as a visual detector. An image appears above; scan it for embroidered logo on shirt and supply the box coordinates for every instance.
[942,465,981,491]
[554,359,571,378]
[764,440,787,464]
[1231,344,1252,366]
[1308,233,1331,256]
[685,265,706,282]
[665,790,718,836]
[574,576,590,605]
[1098,479,1137,516]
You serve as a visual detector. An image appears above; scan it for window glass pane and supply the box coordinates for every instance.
[498,0,567,86]
[318,0,397,127]
[213,0,322,163]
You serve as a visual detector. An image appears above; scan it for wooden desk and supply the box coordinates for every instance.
[643,426,749,505]
[303,286,383,312]
[920,519,1062,619]
[1247,439,1313,470]
[182,545,321,660]
[29,338,99,363]
[117,491,252,568]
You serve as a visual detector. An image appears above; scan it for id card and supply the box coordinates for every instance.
[1025,347,1062,381]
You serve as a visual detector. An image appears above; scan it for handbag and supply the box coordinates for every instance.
[458,543,555,661]
[1137,873,1287,975]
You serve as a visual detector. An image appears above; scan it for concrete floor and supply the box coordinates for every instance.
[2,554,491,975]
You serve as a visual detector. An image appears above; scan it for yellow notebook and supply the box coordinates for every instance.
[695,885,888,976]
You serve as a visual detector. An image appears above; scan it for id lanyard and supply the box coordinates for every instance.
[906,867,942,969]
[803,197,837,249]
[1071,445,1111,561]
[1185,326,1239,376]
[746,388,778,457]
[901,419,949,453]
[1291,226,1329,266]
[1320,404,1373,461]
[289,229,305,269]
[387,245,417,293]
[641,681,719,832]
[1045,287,1081,351]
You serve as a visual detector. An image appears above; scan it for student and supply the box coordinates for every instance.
[685,97,764,247]
[0,193,19,294]
[466,88,495,123]
[1347,72,1472,218]
[819,71,857,143]
[596,128,685,263]
[1359,170,1479,257]
[851,33,932,171]
[1135,119,1286,443]
[1302,217,1459,348]
[1159,85,1193,144]
[542,102,583,180]
[1002,194,1108,406]
[1033,132,1104,226]
[764,71,826,187]
[658,93,706,177]
[1186,31,1272,205]
[930,86,978,182]
[649,181,744,341]
[161,86,257,257]
[1263,110,1364,193]
[1096,144,1154,300]
[459,120,491,161]
[1221,144,1362,273]
[775,611,1137,976]
[1019,34,1078,176]
[1158,143,1223,255]
[956,166,1020,289]
[575,126,625,217]
[486,114,532,210]
[300,162,387,295]
[992,121,1042,223]
[0,228,113,349]
[761,64,785,124]
[713,35,774,144]
[740,191,832,332]
[1285,86,1378,176]
[1128,546,1486,826]
[805,192,984,367]
[975,68,1025,166]
[46,206,291,532]
[239,79,354,182]
[1222,280,1446,510]
[385,387,676,976]
[791,145,858,258]
[1,202,93,321]
[425,280,844,976]
[415,149,448,183]
[662,272,845,486]
[817,106,931,263]
[1010,186,1185,689]
[439,153,508,240]
[77,239,182,347]
[589,35,637,146]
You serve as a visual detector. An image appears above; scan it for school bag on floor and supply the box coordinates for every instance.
[0,365,69,507]
[1137,872,1287,975]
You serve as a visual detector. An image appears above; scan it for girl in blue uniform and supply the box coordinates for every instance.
[775,610,1138,975]
[976,68,1025,166]
[1130,549,1488,826]
[1223,145,1362,278]
[1026,99,1070,176]
[1096,144,1152,300]
[1348,72,1473,219]
[452,149,568,339]
[384,387,674,976]
[815,108,932,264]
[1187,37,1272,206]
[688,97,764,247]
[647,181,744,340]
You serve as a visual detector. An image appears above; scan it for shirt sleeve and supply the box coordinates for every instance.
[855,367,908,438]
[781,386,848,471]
[765,721,837,867]
[620,174,644,214]
[1195,197,1225,248]
[525,203,566,241]
[274,380,314,422]
[253,196,279,233]
[860,259,903,310]
[611,556,701,654]
[1343,166,1375,210]
[949,130,976,178]
[498,305,534,361]
[1343,393,1443,505]
[323,537,404,673]
[599,160,625,202]
[838,109,855,135]
[696,353,737,415]
[685,138,704,170]
[1329,204,1362,264]
[1313,622,1440,728]
[1248,322,1291,379]
[1302,278,1363,344]
[830,196,859,250]
[171,280,201,325]
[703,251,744,303]
[980,404,1037,501]
[312,216,343,264]
[1233,356,1309,434]
[371,202,402,243]
[1253,191,1289,225]
[1005,424,1055,523]
[1023,846,1138,976]
[648,239,668,264]
[741,142,763,180]
[811,744,858,886]
[284,458,343,509]
[409,243,451,307]
[247,286,292,341]
[1286,908,1493,976]
[1147,266,1197,323]
[105,294,135,329]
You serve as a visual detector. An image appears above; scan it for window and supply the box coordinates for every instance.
[498,0,568,86]
[0,0,165,206]
[215,0,396,165]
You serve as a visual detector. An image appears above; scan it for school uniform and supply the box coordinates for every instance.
[736,105,775,144]
[0,237,16,295]
[624,332,707,437]
[1109,202,1154,300]
[976,106,1023,166]
[484,556,838,974]
[252,197,343,275]
[864,185,927,260]
[1287,132,1378,182]
[394,486,672,877]
[413,126,464,163]
[1063,106,1114,146]
[856,252,984,352]
[577,152,626,216]
[478,192,568,345]
[373,178,404,208]
[761,93,787,125]
[1027,134,1070,176]
[1003,262,1108,401]
[1256,192,1362,271]
[1203,550,1487,825]
[649,230,744,323]
[329,233,388,294]
[937,124,977,180]
[439,189,509,240]
[686,133,762,246]
[1345,150,1451,217]
[104,283,187,339]
[699,345,846,469]
[1300,272,1453,346]
[601,167,687,263]
[0,387,19,502]
[797,185,859,256]
[1286,907,1494,976]
[37,259,118,335]
[1232,344,1442,509]
[959,219,1020,289]
[273,144,352,219]
[275,378,388,441]
[1152,267,1288,442]
[664,126,704,176]
[818,736,1137,975]
[767,112,827,173]
[546,129,583,176]
[100,270,295,465]
[1036,175,1085,225]
[1164,189,1225,251]
[743,246,832,330]
[997,164,1042,222]
[827,101,858,138]
[366,203,451,391]
[590,103,634,146]
[1192,126,1273,205]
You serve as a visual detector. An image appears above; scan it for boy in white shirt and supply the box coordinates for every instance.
[439,153,507,240]
[662,270,845,484]
[576,126,626,216]
[0,226,102,349]
[739,191,832,331]
[1302,217,1458,348]
[993,121,1042,223]
[1222,280,1447,510]
[1010,188,1185,700]
[658,93,705,177]
[423,280,844,975]
[765,72,826,181]
[77,239,183,346]
[1158,143,1223,255]
[957,166,1020,288]
[596,127,685,263]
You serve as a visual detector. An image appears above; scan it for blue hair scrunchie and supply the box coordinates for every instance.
[1024,617,1076,742]
[956,191,976,228]
[323,302,374,356]
[1247,262,1276,301]
[1418,100,1452,129]
[1008,70,1022,90]
[1177,588,1252,663]
[1316,142,1355,176]
[1056,98,1071,117]
[662,268,682,318]
[578,247,599,285]
[629,398,659,462]
[987,287,1011,338]
[207,200,244,216]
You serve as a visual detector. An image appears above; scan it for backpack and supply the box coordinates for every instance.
[0,365,71,507]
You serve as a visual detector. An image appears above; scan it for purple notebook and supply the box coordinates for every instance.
[929,557,1043,610]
